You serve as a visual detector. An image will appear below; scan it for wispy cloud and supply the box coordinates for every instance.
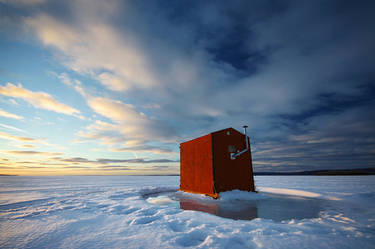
[57,73,86,97]
[0,131,38,143]
[0,0,45,5]
[0,83,81,116]
[97,158,178,164]
[0,123,27,133]
[1,150,62,156]
[9,99,19,105]
[110,145,175,155]
[95,165,132,171]
[75,120,124,145]
[0,154,179,175]
[0,109,23,120]
[26,12,157,91]
[86,97,177,144]
[0,130,55,149]
[1,0,374,173]
[57,73,177,152]
[18,144,36,149]
[53,157,178,164]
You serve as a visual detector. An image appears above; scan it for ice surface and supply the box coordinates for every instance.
[0,175,374,249]
[145,189,326,221]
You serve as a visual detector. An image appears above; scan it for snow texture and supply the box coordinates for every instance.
[0,175,374,249]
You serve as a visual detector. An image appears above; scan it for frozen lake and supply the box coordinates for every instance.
[144,190,326,221]
[0,175,374,249]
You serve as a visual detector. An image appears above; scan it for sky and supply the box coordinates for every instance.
[0,0,374,175]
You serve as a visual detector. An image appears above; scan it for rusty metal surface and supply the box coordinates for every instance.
[180,134,214,195]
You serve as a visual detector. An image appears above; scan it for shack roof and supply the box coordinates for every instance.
[180,127,243,145]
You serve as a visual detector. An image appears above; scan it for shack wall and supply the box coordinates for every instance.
[180,134,214,195]
[212,128,255,192]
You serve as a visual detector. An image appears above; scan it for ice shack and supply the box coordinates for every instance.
[180,126,255,198]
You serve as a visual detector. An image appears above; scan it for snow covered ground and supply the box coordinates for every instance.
[0,175,374,249]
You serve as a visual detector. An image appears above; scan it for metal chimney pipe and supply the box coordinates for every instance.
[243,125,249,151]
[230,125,250,160]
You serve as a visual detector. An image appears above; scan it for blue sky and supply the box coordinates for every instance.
[0,0,374,175]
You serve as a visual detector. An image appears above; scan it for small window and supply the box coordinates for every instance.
[226,131,230,135]
[228,145,236,153]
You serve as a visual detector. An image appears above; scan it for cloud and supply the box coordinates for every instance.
[26,13,157,91]
[56,157,91,163]
[52,156,177,165]
[98,72,128,92]
[252,102,375,171]
[0,154,177,174]
[0,109,23,120]
[55,72,177,150]
[109,145,175,155]
[25,14,81,51]
[0,0,45,5]
[0,83,81,116]
[75,120,124,145]
[0,130,60,150]
[96,158,178,164]
[1,150,62,156]
[8,0,375,171]
[96,165,132,171]
[18,144,36,149]
[148,165,179,173]
[3,155,178,174]
[0,131,38,143]
[24,5,231,121]
[9,99,19,105]
[0,123,27,133]
[87,97,141,124]
[86,97,176,143]
[57,73,87,97]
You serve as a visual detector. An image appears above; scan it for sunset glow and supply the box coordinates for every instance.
[0,0,374,175]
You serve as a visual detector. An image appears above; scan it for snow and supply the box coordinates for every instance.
[257,187,322,198]
[0,175,374,249]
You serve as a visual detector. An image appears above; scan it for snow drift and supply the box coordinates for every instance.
[0,175,374,249]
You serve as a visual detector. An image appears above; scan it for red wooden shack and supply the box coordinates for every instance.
[180,127,255,198]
